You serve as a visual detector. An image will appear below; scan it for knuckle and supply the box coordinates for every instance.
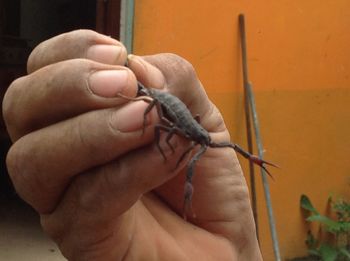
[27,42,44,73]
[65,29,103,42]
[6,138,51,213]
[59,29,98,51]
[6,144,19,182]
[163,53,197,81]
[39,58,96,97]
[58,29,126,57]
[28,29,122,73]
[65,29,98,38]
[2,77,26,132]
[6,142,32,199]
[27,36,59,73]
[5,59,98,138]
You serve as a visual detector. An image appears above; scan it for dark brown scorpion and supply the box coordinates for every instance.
[118,81,276,219]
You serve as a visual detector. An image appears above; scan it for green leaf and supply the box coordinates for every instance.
[301,194,319,214]
[333,199,350,220]
[338,221,350,232]
[308,249,321,257]
[307,215,340,231]
[339,247,350,259]
[318,244,338,261]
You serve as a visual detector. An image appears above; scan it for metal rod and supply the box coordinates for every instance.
[238,14,259,243]
[120,0,135,53]
[238,14,281,261]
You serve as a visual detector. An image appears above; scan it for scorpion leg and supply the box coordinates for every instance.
[164,124,192,155]
[174,142,197,170]
[116,93,154,134]
[154,106,177,153]
[164,128,178,153]
[209,142,278,178]
[154,124,173,161]
[136,81,148,96]
[183,144,208,220]
[155,124,189,161]
[142,99,158,133]
[117,92,172,135]
[116,93,153,104]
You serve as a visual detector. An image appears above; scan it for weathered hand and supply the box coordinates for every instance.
[3,30,261,260]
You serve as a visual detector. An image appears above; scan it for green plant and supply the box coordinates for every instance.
[300,194,350,261]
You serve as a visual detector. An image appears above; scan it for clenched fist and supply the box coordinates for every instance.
[3,30,261,260]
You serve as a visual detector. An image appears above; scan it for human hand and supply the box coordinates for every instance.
[3,30,262,260]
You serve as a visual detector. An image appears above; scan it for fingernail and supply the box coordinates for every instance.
[111,101,155,132]
[127,55,165,89]
[87,44,126,64]
[89,70,128,97]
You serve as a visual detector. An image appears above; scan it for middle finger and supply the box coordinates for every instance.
[4,59,138,141]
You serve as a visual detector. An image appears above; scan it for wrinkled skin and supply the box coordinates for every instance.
[3,30,262,261]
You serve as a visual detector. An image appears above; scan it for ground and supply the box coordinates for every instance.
[0,196,65,260]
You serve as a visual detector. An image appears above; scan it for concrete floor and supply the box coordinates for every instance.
[0,197,66,260]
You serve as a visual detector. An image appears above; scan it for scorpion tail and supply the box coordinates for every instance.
[182,145,206,220]
[209,141,278,178]
[183,181,196,221]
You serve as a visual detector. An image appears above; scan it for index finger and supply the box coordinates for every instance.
[28,30,127,73]
[127,54,227,134]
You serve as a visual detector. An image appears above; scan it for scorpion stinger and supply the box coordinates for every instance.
[209,141,278,179]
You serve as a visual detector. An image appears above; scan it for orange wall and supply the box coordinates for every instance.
[133,1,350,260]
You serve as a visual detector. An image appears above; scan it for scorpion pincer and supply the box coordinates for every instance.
[118,82,277,219]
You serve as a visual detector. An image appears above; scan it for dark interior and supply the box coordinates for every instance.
[0,0,97,201]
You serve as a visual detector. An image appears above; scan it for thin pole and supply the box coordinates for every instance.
[238,15,259,243]
[120,0,135,53]
[238,14,281,261]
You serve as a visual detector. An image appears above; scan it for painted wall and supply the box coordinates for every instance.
[133,1,350,259]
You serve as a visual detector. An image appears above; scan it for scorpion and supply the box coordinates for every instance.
[118,81,276,219]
